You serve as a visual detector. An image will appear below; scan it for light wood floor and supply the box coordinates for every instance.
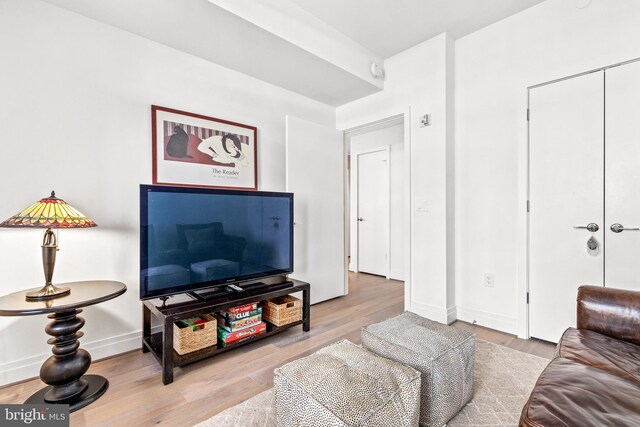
[0,273,555,426]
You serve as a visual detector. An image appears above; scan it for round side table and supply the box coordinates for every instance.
[0,280,126,412]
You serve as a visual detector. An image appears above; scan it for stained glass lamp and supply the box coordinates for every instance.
[0,191,97,300]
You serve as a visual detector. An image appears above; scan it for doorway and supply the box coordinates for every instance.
[353,147,389,277]
[528,58,640,343]
[346,117,405,281]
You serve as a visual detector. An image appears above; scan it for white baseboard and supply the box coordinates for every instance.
[446,306,457,325]
[410,301,449,324]
[456,306,518,335]
[0,330,141,387]
[0,307,519,386]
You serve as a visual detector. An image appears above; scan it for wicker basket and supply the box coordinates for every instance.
[173,314,217,355]
[262,295,302,327]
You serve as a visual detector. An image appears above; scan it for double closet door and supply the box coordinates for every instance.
[529,60,640,343]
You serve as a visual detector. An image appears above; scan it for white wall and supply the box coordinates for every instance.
[338,0,640,335]
[349,123,404,280]
[0,0,334,385]
[337,33,456,324]
[5,0,639,387]
[455,0,640,335]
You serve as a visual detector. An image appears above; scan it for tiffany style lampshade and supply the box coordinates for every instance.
[0,191,97,300]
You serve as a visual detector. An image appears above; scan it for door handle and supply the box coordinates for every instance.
[357,217,365,222]
[610,223,640,233]
[573,223,599,232]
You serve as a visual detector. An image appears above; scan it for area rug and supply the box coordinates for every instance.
[195,340,550,427]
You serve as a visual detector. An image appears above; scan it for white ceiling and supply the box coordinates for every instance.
[41,0,381,106]
[42,0,547,106]
[291,0,546,58]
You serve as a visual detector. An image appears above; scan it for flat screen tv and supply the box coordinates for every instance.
[140,185,293,299]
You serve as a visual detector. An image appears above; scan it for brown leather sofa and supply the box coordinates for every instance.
[520,285,640,427]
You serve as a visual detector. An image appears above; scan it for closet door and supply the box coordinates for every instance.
[529,71,604,343]
[605,61,640,291]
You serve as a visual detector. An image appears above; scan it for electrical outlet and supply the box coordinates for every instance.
[483,273,494,288]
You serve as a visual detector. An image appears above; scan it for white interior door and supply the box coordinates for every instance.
[356,148,389,276]
[529,71,604,343]
[286,116,346,304]
[605,61,640,292]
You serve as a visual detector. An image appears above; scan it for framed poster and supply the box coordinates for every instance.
[152,105,258,190]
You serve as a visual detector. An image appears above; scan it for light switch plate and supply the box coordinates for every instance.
[483,273,494,288]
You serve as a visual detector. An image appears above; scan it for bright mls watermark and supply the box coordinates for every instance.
[1,405,69,426]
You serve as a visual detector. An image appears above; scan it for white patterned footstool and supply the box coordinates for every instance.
[362,312,475,427]
[274,339,421,426]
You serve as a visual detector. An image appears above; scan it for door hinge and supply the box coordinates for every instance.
[526,292,530,304]
[527,108,530,121]
[527,200,530,212]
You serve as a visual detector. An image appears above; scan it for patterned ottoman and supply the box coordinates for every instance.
[362,312,475,427]
[274,340,421,426]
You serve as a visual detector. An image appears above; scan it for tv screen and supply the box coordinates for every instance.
[140,185,293,299]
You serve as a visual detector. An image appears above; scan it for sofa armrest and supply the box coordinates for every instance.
[577,285,640,345]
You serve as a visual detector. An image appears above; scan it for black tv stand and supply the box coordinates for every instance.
[142,279,310,385]
[194,280,295,300]
[186,291,205,301]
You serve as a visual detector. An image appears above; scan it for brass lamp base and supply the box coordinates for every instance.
[24,228,70,301]
[25,284,71,301]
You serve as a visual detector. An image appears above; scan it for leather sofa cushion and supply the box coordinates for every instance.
[556,327,640,385]
[520,358,640,427]
[578,285,640,346]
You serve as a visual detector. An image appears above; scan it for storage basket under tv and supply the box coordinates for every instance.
[262,295,303,327]
[173,314,217,355]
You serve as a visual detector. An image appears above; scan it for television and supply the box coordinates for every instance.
[139,185,293,299]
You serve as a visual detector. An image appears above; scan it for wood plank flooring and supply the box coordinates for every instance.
[0,273,555,426]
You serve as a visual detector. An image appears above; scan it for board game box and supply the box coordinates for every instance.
[225,302,259,315]
[215,313,262,332]
[219,307,262,323]
[218,322,267,347]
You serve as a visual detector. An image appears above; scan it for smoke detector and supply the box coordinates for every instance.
[370,62,385,79]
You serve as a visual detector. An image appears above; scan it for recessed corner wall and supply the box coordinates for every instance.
[337,33,456,324]
[455,0,640,336]
[0,0,334,385]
